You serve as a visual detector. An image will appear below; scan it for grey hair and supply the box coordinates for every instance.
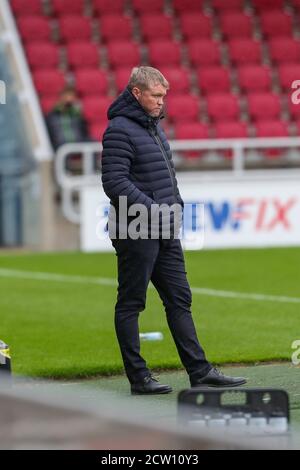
[128,66,169,91]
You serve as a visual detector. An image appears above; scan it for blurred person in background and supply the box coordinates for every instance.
[102,66,247,395]
[46,85,91,151]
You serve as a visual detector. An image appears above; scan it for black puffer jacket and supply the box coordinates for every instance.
[101,87,184,237]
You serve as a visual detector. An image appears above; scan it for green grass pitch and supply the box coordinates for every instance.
[0,247,299,379]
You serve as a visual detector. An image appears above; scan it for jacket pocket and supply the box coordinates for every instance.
[143,189,155,201]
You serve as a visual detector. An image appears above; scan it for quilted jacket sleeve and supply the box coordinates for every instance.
[101,126,154,209]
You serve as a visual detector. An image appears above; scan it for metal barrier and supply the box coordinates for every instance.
[55,138,300,224]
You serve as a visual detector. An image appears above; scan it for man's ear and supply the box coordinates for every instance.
[131,87,141,101]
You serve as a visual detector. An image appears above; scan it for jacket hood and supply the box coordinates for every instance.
[107,87,162,128]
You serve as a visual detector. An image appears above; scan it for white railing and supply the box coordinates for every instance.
[55,137,300,224]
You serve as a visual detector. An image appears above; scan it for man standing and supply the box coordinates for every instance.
[46,85,91,151]
[102,67,246,394]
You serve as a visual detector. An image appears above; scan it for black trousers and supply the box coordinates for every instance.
[111,238,211,384]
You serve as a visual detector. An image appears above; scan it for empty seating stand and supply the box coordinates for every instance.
[11,0,300,162]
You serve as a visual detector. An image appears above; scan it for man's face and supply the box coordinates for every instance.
[132,83,167,117]
[60,91,77,108]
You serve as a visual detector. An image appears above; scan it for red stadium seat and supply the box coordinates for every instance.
[173,125,209,158]
[33,69,66,95]
[25,43,60,69]
[289,98,300,120]
[237,65,272,92]
[114,67,132,92]
[220,12,253,38]
[66,42,100,69]
[89,122,107,140]
[100,15,133,41]
[140,14,173,41]
[174,122,209,158]
[255,119,289,158]
[228,39,262,64]
[260,11,293,38]
[197,66,231,94]
[252,0,285,11]
[59,16,92,42]
[92,0,125,15]
[247,93,281,121]
[148,40,181,67]
[11,0,43,16]
[17,16,52,42]
[278,64,300,90]
[51,0,85,16]
[173,0,205,12]
[188,39,221,66]
[214,121,248,158]
[255,120,289,136]
[215,121,248,138]
[269,37,300,63]
[180,14,212,39]
[167,95,199,122]
[40,95,59,114]
[207,93,240,122]
[174,122,209,139]
[82,96,112,123]
[107,41,140,68]
[159,67,190,94]
[75,69,109,96]
[114,67,132,93]
[132,0,164,14]
[211,0,245,10]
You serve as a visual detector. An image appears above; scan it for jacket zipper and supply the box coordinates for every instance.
[152,130,177,200]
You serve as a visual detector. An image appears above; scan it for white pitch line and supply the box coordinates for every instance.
[0,268,116,287]
[191,287,300,304]
[0,267,300,305]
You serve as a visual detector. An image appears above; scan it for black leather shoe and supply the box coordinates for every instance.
[190,367,247,388]
[131,375,172,395]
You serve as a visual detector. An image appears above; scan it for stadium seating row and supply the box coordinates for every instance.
[11,0,300,17]
[30,63,300,95]
[16,12,300,43]
[23,38,300,69]
[10,0,300,150]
